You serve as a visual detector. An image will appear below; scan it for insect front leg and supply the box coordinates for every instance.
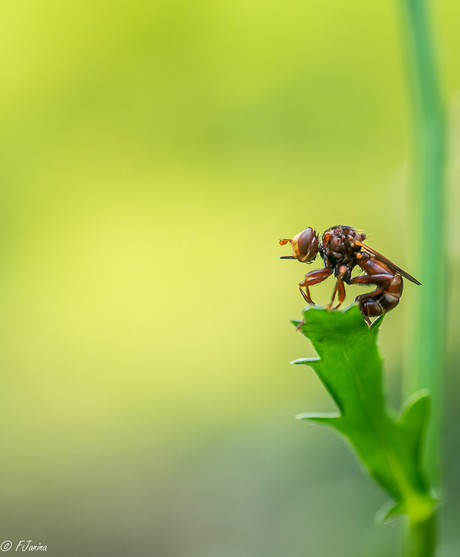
[299,268,332,305]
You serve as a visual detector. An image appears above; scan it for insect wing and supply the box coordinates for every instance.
[356,241,421,285]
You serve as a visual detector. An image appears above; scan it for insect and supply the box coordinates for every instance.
[279,225,421,327]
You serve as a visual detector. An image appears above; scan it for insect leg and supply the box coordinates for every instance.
[356,283,388,302]
[326,266,347,310]
[350,273,391,301]
[348,273,393,286]
[358,292,387,328]
[361,309,373,328]
[299,268,332,305]
[334,275,346,309]
[349,274,394,327]
[324,276,346,310]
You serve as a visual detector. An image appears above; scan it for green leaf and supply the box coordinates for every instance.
[375,500,405,524]
[293,304,436,522]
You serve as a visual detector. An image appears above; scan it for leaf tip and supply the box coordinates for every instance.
[290,357,320,367]
[296,413,342,430]
[375,501,404,523]
[399,389,431,428]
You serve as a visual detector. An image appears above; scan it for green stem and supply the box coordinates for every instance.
[401,0,446,490]
[400,0,446,555]
[404,514,437,557]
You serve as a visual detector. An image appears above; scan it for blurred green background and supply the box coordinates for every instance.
[0,0,458,555]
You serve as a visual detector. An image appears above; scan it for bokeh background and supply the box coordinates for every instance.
[0,1,459,555]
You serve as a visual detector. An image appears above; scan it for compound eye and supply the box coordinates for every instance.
[297,228,316,255]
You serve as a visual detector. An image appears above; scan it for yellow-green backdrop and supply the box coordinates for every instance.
[0,1,458,555]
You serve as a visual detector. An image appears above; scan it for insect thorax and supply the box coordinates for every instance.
[319,225,366,279]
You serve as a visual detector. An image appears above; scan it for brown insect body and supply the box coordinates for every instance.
[319,225,366,282]
[279,225,420,327]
